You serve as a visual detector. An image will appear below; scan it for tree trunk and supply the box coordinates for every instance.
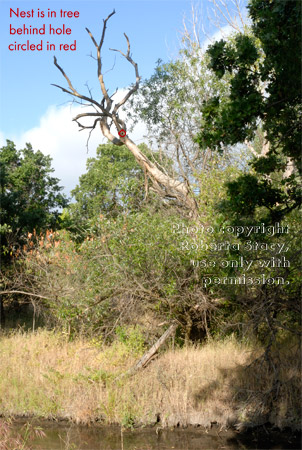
[100,120,198,216]
[0,296,5,329]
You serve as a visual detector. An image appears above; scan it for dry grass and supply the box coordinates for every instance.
[0,330,300,430]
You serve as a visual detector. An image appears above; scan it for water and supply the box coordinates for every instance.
[9,420,302,450]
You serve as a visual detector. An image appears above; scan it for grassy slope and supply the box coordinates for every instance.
[0,330,300,430]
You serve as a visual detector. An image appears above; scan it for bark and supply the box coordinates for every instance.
[283,158,295,178]
[245,137,296,179]
[122,323,177,377]
[53,10,199,217]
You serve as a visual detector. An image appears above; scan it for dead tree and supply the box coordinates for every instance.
[52,10,199,217]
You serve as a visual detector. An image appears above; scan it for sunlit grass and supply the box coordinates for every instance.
[0,330,300,429]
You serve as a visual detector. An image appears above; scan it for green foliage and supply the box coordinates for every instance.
[0,140,67,254]
[69,143,147,224]
[196,0,301,221]
[66,142,174,235]
[3,3,300,356]
[195,156,243,220]
[207,34,259,78]
[16,206,198,338]
[128,52,233,185]
[74,367,114,386]
[115,325,145,356]
[121,410,136,429]
[223,174,283,219]
[19,150,301,344]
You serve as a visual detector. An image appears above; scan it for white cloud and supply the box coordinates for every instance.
[0,91,148,197]
[201,24,236,52]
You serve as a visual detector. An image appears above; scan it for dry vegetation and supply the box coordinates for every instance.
[0,330,300,430]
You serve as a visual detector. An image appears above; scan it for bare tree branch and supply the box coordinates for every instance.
[85,9,116,112]
[0,290,51,300]
[53,10,199,216]
[73,112,105,121]
[74,117,102,131]
[245,139,260,158]
[110,33,141,115]
[52,57,105,113]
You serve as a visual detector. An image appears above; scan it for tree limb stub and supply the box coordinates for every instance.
[132,323,177,371]
[118,323,177,378]
[53,10,198,216]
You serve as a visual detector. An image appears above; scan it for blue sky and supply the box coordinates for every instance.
[0,0,248,194]
[0,0,218,135]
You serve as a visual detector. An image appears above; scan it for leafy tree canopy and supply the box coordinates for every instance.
[196,0,301,221]
[128,53,233,182]
[68,142,161,224]
[0,140,68,252]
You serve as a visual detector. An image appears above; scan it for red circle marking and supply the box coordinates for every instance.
[118,129,126,137]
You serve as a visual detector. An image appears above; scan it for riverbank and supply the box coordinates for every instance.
[0,330,300,430]
[4,419,302,450]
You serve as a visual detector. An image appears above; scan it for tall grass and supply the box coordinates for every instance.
[0,330,300,430]
[0,418,45,450]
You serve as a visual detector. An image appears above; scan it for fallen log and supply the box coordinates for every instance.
[125,322,177,376]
